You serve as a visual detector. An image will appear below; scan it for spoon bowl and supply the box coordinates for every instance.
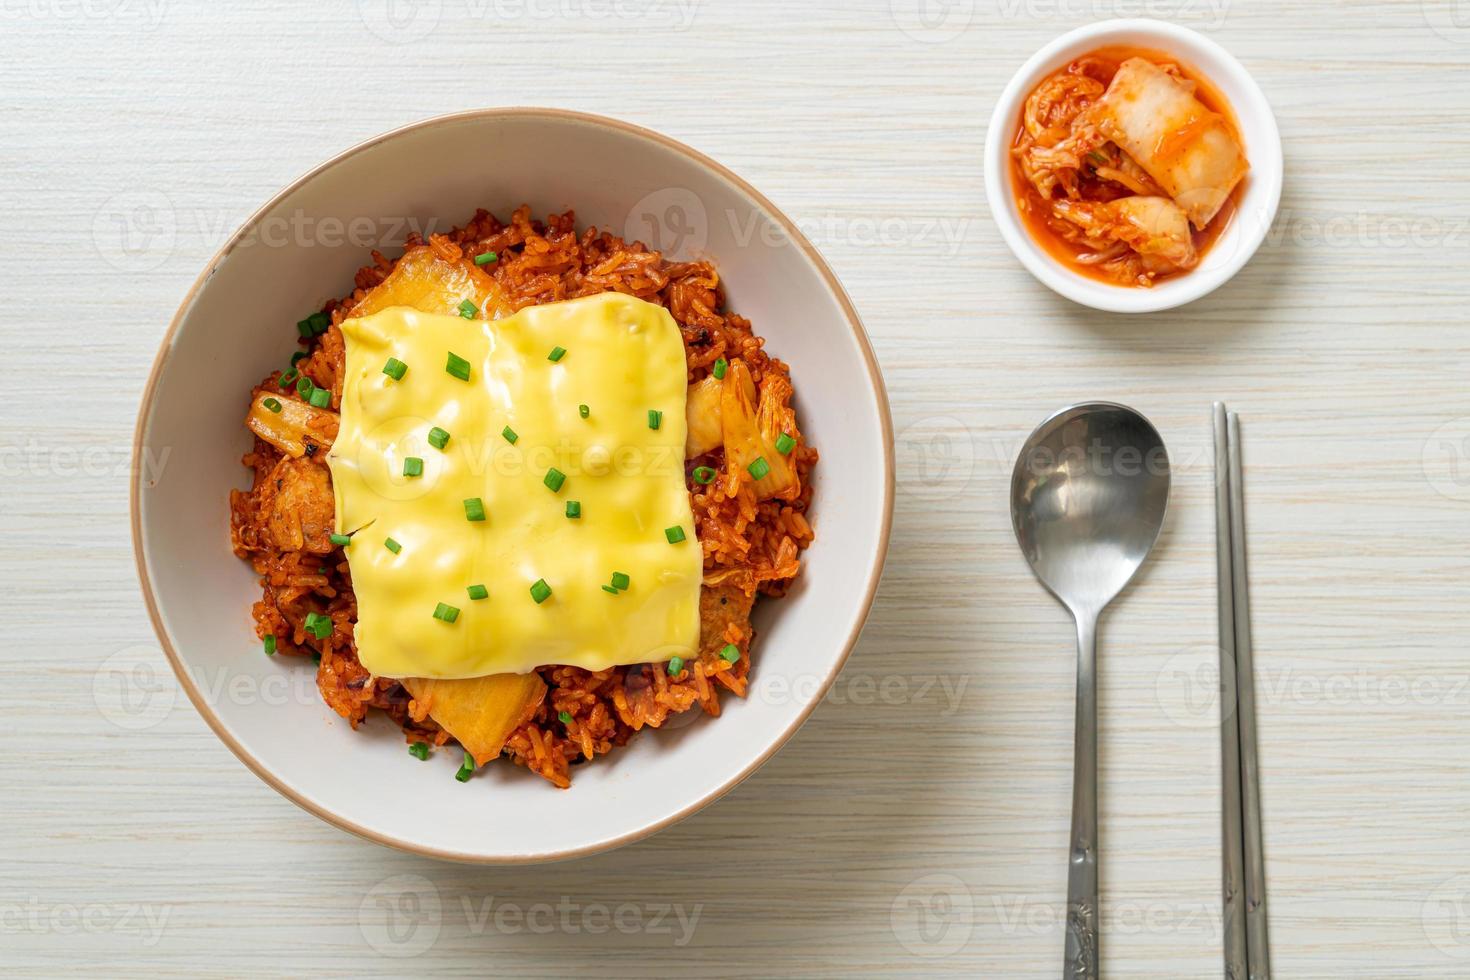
[1011,403,1171,613]
[1009,401,1170,979]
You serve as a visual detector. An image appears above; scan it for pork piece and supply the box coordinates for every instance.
[699,583,756,657]
[1092,58,1247,229]
[258,456,337,554]
[246,392,338,458]
[1053,196,1198,272]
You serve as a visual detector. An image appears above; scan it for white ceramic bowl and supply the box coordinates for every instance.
[132,109,893,863]
[984,19,1283,314]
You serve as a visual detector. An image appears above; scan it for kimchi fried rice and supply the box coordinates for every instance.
[228,206,817,787]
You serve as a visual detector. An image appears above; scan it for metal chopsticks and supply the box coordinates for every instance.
[1213,403,1269,980]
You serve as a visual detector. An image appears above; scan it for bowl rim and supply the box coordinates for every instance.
[983,18,1284,314]
[130,106,896,864]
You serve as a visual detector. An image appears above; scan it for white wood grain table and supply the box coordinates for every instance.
[5,1,1470,975]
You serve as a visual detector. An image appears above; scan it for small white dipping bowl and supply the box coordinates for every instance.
[984,19,1283,314]
[132,109,894,863]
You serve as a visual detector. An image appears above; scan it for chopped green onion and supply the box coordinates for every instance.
[295,375,314,398]
[579,404,590,419]
[530,578,552,604]
[664,525,686,544]
[747,456,771,481]
[312,651,321,666]
[668,656,685,676]
[446,351,471,381]
[304,611,332,640]
[402,457,424,478]
[278,367,300,388]
[501,425,518,444]
[296,319,314,339]
[720,643,740,663]
[547,346,567,362]
[775,432,796,455]
[262,397,283,414]
[565,500,581,519]
[543,467,566,492]
[692,465,715,485]
[713,357,728,379]
[457,299,477,319]
[382,357,407,380]
[463,497,485,522]
[409,742,429,760]
[432,602,460,623]
[611,571,630,590]
[427,426,450,450]
[263,634,276,655]
[308,312,330,335]
[558,710,573,724]
[466,584,488,601]
[290,351,309,366]
[329,532,351,546]
[308,387,331,409]
[384,537,402,554]
[473,251,498,266]
[455,750,475,782]
[601,584,620,595]
[648,409,662,430]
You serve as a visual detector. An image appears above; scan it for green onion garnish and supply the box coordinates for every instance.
[445,351,471,381]
[530,579,552,604]
[501,425,518,444]
[720,643,740,663]
[775,433,796,455]
[713,357,728,379]
[295,375,314,398]
[263,634,276,655]
[547,346,567,362]
[278,367,300,388]
[565,500,581,519]
[558,710,573,724]
[601,584,620,595]
[329,532,351,546]
[747,456,771,481]
[466,584,488,601]
[432,602,460,623]
[291,351,309,366]
[457,299,477,319]
[304,611,332,640]
[579,404,589,419]
[382,357,407,380]
[543,467,566,492]
[402,457,424,478]
[262,397,283,413]
[473,251,498,266]
[384,537,402,554]
[455,750,475,782]
[668,656,685,676]
[308,312,330,335]
[427,426,450,450]
[312,651,321,666]
[297,319,313,339]
[611,571,630,590]
[664,525,686,544]
[692,465,715,485]
[409,742,429,760]
[463,497,486,522]
[308,387,331,409]
[648,409,662,430]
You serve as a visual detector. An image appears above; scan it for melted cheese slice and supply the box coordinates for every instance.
[327,293,700,679]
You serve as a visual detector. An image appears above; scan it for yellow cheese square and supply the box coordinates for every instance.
[327,293,701,679]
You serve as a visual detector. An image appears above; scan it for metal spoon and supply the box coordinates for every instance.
[1009,403,1171,980]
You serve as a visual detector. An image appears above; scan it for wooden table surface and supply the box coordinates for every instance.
[6,1,1470,975]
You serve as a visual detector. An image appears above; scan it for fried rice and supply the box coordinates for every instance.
[228,206,816,787]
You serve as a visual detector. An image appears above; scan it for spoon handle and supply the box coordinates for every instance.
[1064,611,1100,980]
